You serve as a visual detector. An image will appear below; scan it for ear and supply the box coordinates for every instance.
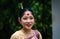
[18,17,21,24]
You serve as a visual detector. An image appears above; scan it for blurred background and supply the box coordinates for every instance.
[0,0,52,39]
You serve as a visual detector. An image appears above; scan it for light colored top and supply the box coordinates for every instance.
[10,30,42,39]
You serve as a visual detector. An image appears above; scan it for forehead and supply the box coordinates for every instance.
[23,11,33,16]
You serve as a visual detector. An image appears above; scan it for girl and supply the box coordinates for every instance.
[10,8,42,39]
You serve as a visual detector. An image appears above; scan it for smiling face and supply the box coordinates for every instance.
[19,10,34,29]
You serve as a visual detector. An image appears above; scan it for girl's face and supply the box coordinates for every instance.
[20,11,34,29]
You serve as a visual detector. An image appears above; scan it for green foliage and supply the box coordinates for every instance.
[0,0,52,39]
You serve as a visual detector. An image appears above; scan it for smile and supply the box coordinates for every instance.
[26,24,32,27]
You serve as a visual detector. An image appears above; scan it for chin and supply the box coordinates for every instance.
[25,25,33,29]
[26,27,32,30]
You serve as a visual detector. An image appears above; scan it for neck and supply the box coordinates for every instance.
[22,28,32,34]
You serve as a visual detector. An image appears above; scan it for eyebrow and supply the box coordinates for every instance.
[23,16,34,18]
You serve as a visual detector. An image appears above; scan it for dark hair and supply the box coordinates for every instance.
[18,7,34,20]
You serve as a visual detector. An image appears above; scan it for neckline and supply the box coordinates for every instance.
[25,30,36,39]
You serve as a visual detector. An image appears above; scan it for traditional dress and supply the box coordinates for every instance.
[10,30,40,39]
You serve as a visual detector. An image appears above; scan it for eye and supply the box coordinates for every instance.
[30,17,34,19]
[23,18,27,20]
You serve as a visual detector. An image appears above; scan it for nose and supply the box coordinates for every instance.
[27,19,31,22]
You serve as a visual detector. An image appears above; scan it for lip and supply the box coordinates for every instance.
[26,24,32,27]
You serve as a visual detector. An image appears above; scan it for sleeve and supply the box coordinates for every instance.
[10,34,18,39]
[10,35,17,39]
[39,32,42,39]
[34,30,42,39]
[10,33,24,39]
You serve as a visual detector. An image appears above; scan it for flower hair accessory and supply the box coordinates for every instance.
[20,2,23,9]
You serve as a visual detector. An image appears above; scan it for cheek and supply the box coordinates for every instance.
[21,20,26,25]
[31,19,35,24]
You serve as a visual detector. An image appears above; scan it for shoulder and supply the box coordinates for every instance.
[34,30,40,34]
[33,30,42,39]
[10,30,24,39]
[10,31,19,39]
[33,30,40,36]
